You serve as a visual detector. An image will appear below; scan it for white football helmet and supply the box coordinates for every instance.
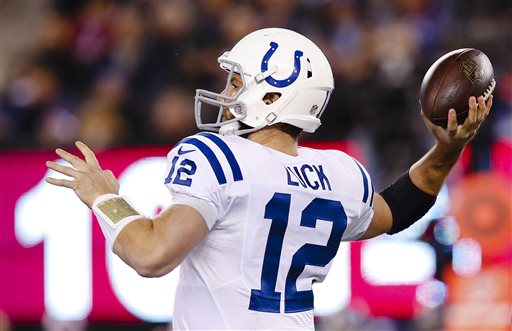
[195,28,334,135]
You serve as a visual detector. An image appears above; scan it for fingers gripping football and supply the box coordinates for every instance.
[453,95,492,140]
[422,95,493,151]
[46,141,119,208]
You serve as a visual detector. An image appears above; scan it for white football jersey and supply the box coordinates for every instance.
[164,132,374,330]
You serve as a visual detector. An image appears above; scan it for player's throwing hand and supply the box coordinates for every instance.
[45,141,119,208]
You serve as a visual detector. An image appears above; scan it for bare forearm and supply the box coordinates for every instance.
[409,143,464,195]
[112,204,209,277]
[372,142,464,237]
[113,218,178,277]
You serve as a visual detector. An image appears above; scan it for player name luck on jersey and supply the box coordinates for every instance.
[285,164,331,191]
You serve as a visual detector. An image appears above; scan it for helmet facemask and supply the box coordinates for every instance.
[195,55,260,135]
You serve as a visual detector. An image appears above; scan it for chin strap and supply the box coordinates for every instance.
[254,65,278,83]
[219,121,241,135]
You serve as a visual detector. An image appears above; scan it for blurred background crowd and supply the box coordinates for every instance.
[1,1,511,330]
[1,0,511,187]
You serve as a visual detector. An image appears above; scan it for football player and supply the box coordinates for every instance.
[46,28,492,330]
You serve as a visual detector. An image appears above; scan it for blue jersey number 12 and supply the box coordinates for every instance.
[249,192,347,313]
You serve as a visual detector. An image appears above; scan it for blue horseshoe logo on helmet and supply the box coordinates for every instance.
[261,41,303,88]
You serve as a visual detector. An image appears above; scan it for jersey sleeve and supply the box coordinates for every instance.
[163,134,233,229]
[341,157,375,241]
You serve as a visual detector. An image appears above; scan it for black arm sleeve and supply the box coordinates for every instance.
[380,171,437,235]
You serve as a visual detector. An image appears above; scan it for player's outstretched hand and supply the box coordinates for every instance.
[421,95,493,152]
[46,141,119,208]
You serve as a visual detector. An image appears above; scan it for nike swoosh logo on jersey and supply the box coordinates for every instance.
[178,146,195,155]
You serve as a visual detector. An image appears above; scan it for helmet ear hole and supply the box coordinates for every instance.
[262,92,282,105]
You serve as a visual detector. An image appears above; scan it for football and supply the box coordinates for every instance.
[419,48,496,128]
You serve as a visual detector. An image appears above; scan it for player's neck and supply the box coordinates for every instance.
[247,126,298,156]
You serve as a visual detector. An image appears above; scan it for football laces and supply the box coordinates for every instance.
[483,78,496,101]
